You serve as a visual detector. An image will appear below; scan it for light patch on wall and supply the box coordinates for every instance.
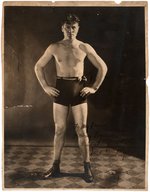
[5,105,33,109]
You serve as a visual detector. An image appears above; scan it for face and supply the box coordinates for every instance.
[62,22,79,40]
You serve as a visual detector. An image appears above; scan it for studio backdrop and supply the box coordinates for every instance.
[4,5,146,159]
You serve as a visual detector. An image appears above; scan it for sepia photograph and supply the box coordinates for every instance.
[3,1,148,190]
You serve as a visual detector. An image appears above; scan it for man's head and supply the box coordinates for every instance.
[61,14,80,40]
[62,14,80,25]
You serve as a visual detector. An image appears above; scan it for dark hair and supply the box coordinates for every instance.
[61,14,80,25]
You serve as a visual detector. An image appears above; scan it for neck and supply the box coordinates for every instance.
[63,37,77,43]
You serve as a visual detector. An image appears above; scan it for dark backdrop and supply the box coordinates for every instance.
[4,6,146,159]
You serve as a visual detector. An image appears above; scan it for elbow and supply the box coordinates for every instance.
[34,65,38,75]
[104,64,108,75]
[99,63,108,75]
[101,62,108,75]
[34,63,41,74]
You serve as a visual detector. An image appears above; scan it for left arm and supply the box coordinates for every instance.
[80,43,108,97]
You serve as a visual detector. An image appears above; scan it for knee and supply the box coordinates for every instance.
[55,123,66,137]
[75,124,88,138]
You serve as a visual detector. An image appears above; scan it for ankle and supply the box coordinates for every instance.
[84,161,91,165]
[53,159,60,164]
[53,160,60,168]
[84,161,92,170]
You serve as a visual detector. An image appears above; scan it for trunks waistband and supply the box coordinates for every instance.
[56,76,87,81]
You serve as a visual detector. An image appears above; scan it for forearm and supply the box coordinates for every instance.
[92,64,107,90]
[34,65,49,90]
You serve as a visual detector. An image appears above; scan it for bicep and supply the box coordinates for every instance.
[36,46,54,68]
[86,46,104,69]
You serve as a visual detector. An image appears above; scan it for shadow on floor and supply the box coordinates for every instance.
[5,168,123,188]
[6,170,85,183]
[102,168,122,188]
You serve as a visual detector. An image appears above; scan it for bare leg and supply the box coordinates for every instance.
[72,103,90,162]
[53,103,69,161]
[72,103,93,182]
[44,103,69,178]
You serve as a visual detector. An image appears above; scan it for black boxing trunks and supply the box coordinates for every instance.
[54,76,88,106]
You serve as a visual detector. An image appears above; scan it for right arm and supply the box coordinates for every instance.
[34,45,59,97]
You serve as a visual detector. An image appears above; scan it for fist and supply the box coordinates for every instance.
[80,87,96,97]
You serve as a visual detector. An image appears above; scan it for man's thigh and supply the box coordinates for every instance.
[71,103,88,125]
[53,103,69,125]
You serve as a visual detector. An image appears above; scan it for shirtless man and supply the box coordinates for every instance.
[34,14,107,183]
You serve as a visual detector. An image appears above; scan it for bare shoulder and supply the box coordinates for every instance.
[79,41,95,54]
[46,43,58,52]
[55,40,66,47]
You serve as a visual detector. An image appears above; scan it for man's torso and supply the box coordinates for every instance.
[52,40,87,77]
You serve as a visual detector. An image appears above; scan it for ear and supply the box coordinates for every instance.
[61,25,64,32]
[77,24,80,30]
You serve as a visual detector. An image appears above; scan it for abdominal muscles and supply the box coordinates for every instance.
[55,61,84,77]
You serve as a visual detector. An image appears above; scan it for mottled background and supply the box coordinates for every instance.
[4,6,146,159]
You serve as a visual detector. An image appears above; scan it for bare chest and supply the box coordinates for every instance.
[54,45,86,64]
